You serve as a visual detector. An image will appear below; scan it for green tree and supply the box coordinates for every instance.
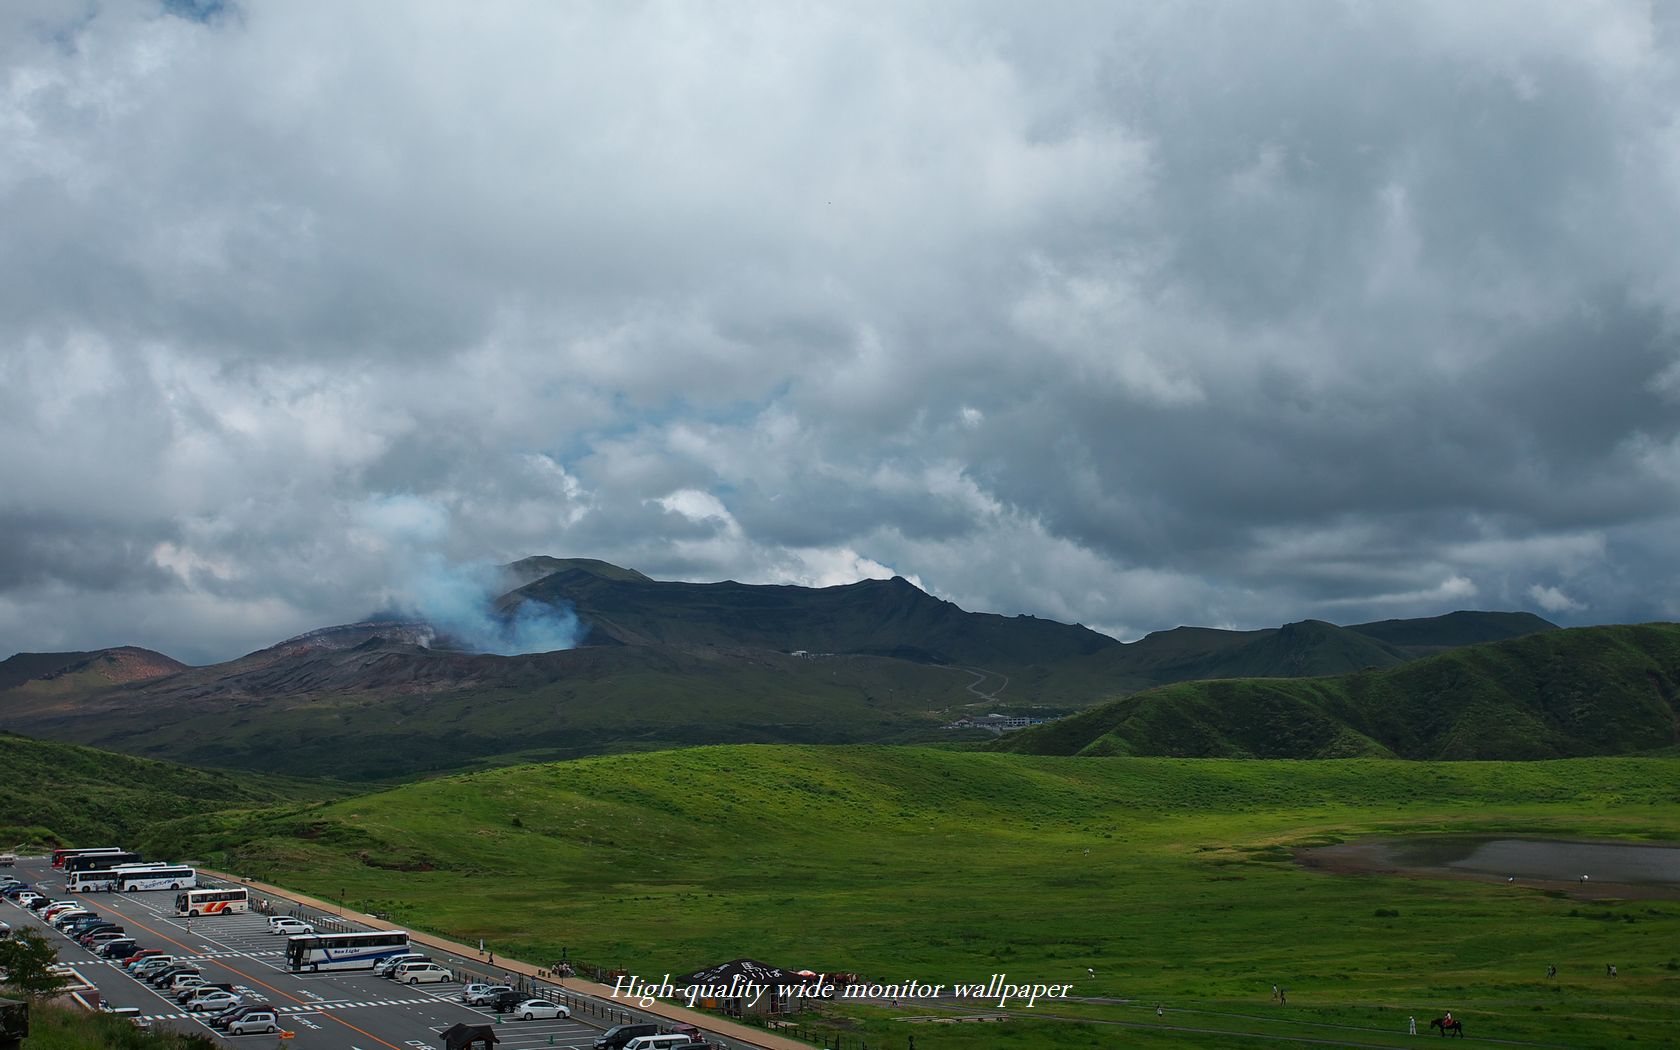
[0,928,70,998]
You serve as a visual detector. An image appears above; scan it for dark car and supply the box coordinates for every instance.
[149,965,201,987]
[96,939,139,958]
[594,1023,660,1049]
[62,916,108,934]
[0,885,31,899]
[73,924,120,944]
[78,926,124,946]
[208,1004,265,1029]
[487,990,524,1014]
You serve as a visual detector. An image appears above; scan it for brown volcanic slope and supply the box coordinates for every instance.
[0,646,187,691]
[0,639,986,780]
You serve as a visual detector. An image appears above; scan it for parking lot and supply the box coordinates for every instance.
[5,855,603,1049]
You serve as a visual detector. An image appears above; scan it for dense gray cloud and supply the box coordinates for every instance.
[3,0,1679,662]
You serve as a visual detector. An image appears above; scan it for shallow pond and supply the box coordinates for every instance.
[1297,836,1680,897]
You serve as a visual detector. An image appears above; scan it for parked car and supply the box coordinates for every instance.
[14,892,44,907]
[170,973,212,991]
[130,957,177,976]
[487,990,523,1014]
[80,930,129,948]
[173,985,215,1004]
[96,939,139,958]
[121,948,167,967]
[392,962,452,985]
[2,885,34,899]
[374,953,430,977]
[51,911,97,929]
[150,967,202,988]
[225,1009,281,1035]
[208,1004,265,1029]
[40,901,80,919]
[269,918,314,935]
[80,929,127,948]
[70,920,117,938]
[462,983,514,1006]
[176,982,233,1004]
[186,991,243,1013]
[512,999,571,1021]
[0,920,10,940]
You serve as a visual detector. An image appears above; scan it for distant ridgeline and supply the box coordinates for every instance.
[0,556,1588,775]
[997,623,1680,760]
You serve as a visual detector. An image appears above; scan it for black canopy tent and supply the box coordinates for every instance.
[439,1022,499,1049]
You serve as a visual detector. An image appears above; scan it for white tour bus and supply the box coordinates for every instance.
[175,886,249,916]
[285,930,411,973]
[113,865,196,892]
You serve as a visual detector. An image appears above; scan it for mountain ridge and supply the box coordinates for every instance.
[0,557,1570,776]
[996,622,1680,760]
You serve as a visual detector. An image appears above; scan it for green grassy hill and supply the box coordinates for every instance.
[1347,609,1559,651]
[0,731,342,847]
[999,622,1680,759]
[158,744,1680,1049]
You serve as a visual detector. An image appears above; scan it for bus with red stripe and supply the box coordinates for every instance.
[175,886,248,916]
[51,847,124,869]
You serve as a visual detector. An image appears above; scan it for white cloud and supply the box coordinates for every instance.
[4,0,1680,659]
[1528,583,1586,613]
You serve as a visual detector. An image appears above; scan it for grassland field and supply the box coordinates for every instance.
[154,746,1680,1049]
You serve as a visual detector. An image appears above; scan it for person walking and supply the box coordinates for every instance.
[1546,964,1556,979]
[1271,984,1279,1001]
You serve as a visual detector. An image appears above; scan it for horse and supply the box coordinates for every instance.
[1430,1016,1464,1038]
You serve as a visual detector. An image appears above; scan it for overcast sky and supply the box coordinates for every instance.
[4,0,1679,663]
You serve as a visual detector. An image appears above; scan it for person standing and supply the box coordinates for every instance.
[1408,1016,1417,1035]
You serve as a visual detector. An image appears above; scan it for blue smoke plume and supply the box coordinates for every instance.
[405,555,582,656]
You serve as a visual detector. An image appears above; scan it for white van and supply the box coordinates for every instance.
[392,961,452,984]
[375,952,430,977]
[622,1036,701,1050]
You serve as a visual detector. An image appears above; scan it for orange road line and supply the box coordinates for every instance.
[71,891,406,1050]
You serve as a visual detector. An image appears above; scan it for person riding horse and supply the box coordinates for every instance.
[1430,1014,1465,1037]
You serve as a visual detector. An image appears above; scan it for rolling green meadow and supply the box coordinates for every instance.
[153,745,1680,1048]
